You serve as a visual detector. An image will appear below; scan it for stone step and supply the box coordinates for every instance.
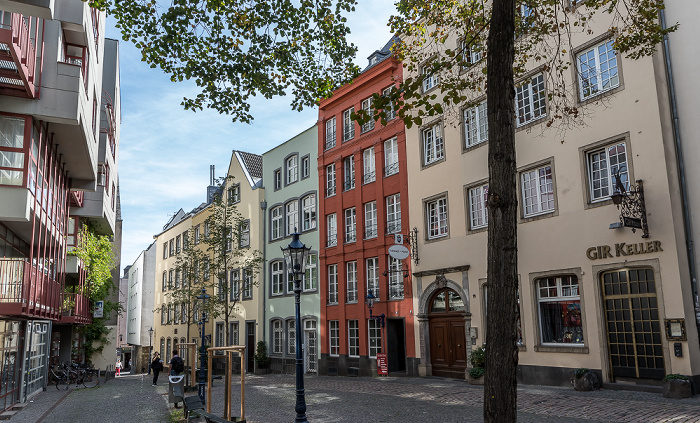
[0,410,18,420]
[602,382,663,394]
[10,403,27,411]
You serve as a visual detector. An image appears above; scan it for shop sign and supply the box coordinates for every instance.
[376,353,388,375]
[586,240,662,260]
[388,245,410,260]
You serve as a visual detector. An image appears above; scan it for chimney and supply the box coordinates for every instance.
[207,165,217,203]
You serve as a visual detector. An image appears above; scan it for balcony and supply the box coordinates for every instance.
[69,190,84,207]
[60,292,91,324]
[0,258,62,320]
[0,11,40,98]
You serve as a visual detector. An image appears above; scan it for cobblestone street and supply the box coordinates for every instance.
[13,373,700,422]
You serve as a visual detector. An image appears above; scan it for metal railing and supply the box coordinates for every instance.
[385,162,399,177]
[344,179,355,191]
[345,230,356,244]
[0,258,62,319]
[363,171,376,184]
[364,227,378,239]
[0,259,25,303]
[346,290,358,304]
[326,186,336,197]
[326,234,337,247]
[386,219,402,234]
[327,291,338,305]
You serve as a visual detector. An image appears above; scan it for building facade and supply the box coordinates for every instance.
[318,37,418,377]
[125,242,156,373]
[405,9,700,386]
[262,126,320,374]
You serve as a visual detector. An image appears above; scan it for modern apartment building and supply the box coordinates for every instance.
[125,242,156,373]
[0,0,120,409]
[405,7,700,387]
[318,36,418,377]
[262,126,320,374]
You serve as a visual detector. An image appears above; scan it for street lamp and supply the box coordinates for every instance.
[281,230,311,423]
[197,288,210,404]
[148,327,153,375]
[365,290,385,328]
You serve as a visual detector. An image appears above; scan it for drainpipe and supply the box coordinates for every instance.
[260,200,268,344]
[660,9,700,346]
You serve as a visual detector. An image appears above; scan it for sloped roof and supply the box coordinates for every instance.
[237,151,263,179]
[162,208,187,232]
[362,34,401,73]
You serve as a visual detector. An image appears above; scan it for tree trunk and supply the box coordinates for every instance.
[484,0,519,422]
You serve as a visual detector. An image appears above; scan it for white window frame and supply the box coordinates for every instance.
[366,257,379,299]
[426,196,448,239]
[302,194,316,231]
[287,320,296,355]
[388,256,404,299]
[230,269,240,301]
[464,101,488,148]
[364,201,377,240]
[301,156,310,179]
[228,184,240,204]
[271,261,284,295]
[287,156,298,184]
[368,319,382,358]
[461,39,483,68]
[516,73,546,127]
[303,254,317,291]
[326,164,336,197]
[537,275,583,346]
[521,164,555,217]
[325,117,337,150]
[386,194,401,234]
[216,322,224,348]
[343,156,355,191]
[239,220,250,247]
[384,137,399,176]
[326,213,337,247]
[577,39,619,101]
[343,107,355,142]
[328,264,338,304]
[422,62,439,92]
[230,322,239,346]
[361,97,375,133]
[344,207,356,243]
[363,147,375,184]
[286,201,299,235]
[272,320,283,354]
[329,320,340,356]
[469,184,489,230]
[382,87,396,121]
[422,124,444,165]
[348,320,360,357]
[242,268,253,299]
[587,142,629,202]
[346,261,358,303]
[271,206,283,240]
[274,169,282,190]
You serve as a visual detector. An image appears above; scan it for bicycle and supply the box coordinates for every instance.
[50,365,70,391]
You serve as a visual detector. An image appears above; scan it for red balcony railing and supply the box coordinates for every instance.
[60,292,92,324]
[0,258,62,320]
[0,12,39,98]
[69,190,84,208]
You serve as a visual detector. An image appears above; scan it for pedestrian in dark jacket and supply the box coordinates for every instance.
[151,352,163,386]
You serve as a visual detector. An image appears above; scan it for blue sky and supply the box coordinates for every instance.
[112,2,397,270]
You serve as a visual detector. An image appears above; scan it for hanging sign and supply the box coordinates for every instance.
[388,245,410,260]
[376,353,388,375]
[94,301,104,318]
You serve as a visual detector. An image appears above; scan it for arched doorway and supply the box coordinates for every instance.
[428,288,467,378]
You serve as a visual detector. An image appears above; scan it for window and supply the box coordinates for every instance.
[363,147,375,184]
[382,87,397,121]
[361,97,375,133]
[304,254,317,291]
[181,303,187,323]
[230,322,239,345]
[162,272,167,291]
[577,40,618,101]
[422,124,444,165]
[194,225,201,244]
[422,62,439,92]
[343,108,355,142]
[203,260,210,281]
[346,261,358,303]
[166,338,172,360]
[469,184,489,230]
[175,270,181,288]
[286,269,295,294]
[111,183,116,210]
[464,101,488,148]
[228,185,240,205]
[348,320,359,357]
[364,201,377,239]
[271,261,284,295]
[522,165,554,217]
[328,264,338,304]
[216,323,224,348]
[271,206,283,240]
[329,321,339,356]
[384,137,399,176]
[388,256,404,299]
[287,156,298,184]
[161,307,166,324]
[537,276,583,345]
[274,169,282,190]
[516,73,546,127]
[239,220,250,247]
[163,243,168,259]
[326,213,337,247]
[242,268,253,299]
[97,163,107,186]
[368,320,382,357]
[461,39,483,68]
[203,222,209,239]
[272,320,283,354]
[366,257,379,299]
[286,201,299,235]
[230,269,240,301]
[301,156,310,179]
[169,240,174,255]
[343,156,355,191]
[426,196,448,239]
[326,164,336,197]
[587,142,628,202]
[302,194,316,231]
[325,117,337,150]
[176,235,181,253]
[386,194,401,234]
[344,207,356,243]
[287,320,296,355]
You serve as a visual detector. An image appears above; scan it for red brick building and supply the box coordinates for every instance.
[318,37,417,376]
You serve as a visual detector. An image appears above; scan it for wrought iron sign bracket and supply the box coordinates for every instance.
[611,175,649,238]
[409,227,419,264]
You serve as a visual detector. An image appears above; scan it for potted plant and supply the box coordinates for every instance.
[570,368,600,391]
[663,374,692,398]
[254,341,271,375]
[467,345,485,385]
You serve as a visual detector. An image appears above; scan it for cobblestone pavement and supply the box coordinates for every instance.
[13,372,700,422]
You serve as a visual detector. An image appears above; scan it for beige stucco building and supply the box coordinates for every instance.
[405,10,699,387]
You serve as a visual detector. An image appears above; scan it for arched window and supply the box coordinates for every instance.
[159,338,165,358]
[166,338,172,362]
[430,288,465,313]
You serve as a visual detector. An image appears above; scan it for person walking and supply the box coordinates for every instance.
[170,351,184,376]
[151,352,163,386]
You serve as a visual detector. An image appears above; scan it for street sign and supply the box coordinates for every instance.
[94,301,104,318]
[623,216,642,229]
[377,353,388,375]
[388,244,410,260]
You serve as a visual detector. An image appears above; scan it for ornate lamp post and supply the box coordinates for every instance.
[281,230,311,423]
[197,288,210,403]
[365,291,385,328]
[148,327,153,374]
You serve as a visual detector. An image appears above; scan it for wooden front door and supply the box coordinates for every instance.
[428,288,467,379]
